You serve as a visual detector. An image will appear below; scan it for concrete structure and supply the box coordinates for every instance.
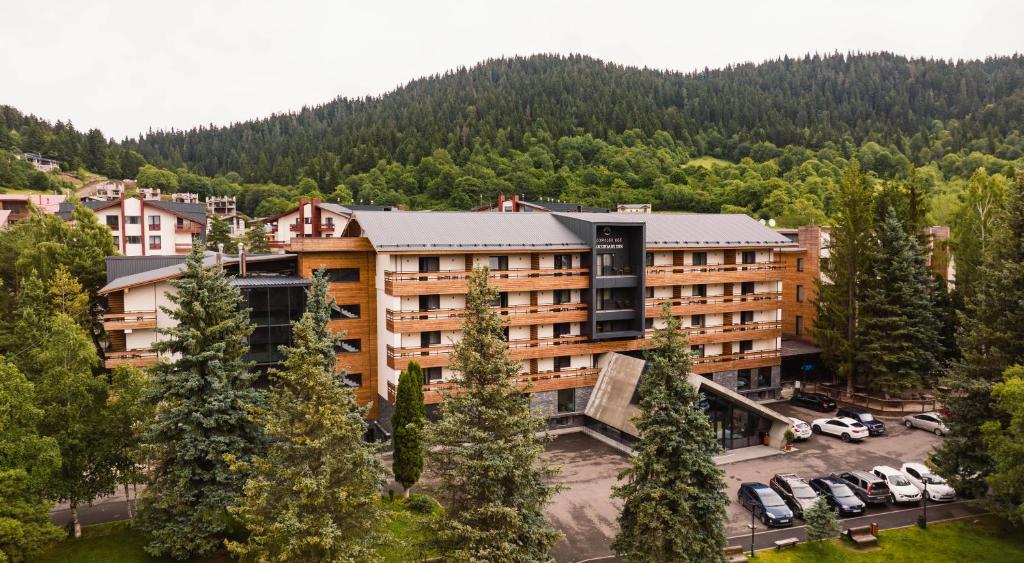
[171,192,200,204]
[220,213,246,237]
[206,195,237,217]
[76,179,160,202]
[0,193,66,228]
[18,152,60,172]
[58,196,207,256]
[617,203,652,213]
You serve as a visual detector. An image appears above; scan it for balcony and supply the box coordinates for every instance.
[385,302,588,332]
[690,349,781,374]
[387,366,600,404]
[645,261,784,287]
[102,311,157,331]
[384,267,589,296]
[175,222,203,234]
[385,321,782,370]
[149,243,162,251]
[289,223,302,233]
[320,223,336,232]
[645,292,782,317]
[103,349,159,369]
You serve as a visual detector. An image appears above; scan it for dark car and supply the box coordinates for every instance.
[737,482,795,527]
[809,476,866,516]
[836,470,890,505]
[836,407,886,436]
[769,473,820,517]
[790,391,837,412]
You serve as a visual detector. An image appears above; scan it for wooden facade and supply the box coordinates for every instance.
[778,226,822,342]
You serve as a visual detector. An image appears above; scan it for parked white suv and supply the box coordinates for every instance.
[789,417,812,440]
[872,465,922,504]
[811,416,869,442]
[900,462,956,502]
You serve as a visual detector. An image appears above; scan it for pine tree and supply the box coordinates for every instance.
[206,215,236,253]
[815,162,875,394]
[0,357,64,561]
[242,223,270,254]
[393,361,425,496]
[935,172,1024,498]
[227,271,387,561]
[858,208,941,395]
[424,267,561,561]
[804,497,841,542]
[137,243,262,559]
[612,304,728,562]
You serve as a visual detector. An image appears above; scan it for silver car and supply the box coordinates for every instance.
[902,412,950,436]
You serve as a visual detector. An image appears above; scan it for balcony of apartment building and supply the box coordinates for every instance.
[644,289,782,317]
[101,311,157,331]
[387,365,601,405]
[103,349,160,369]
[383,262,589,296]
[385,300,588,333]
[387,330,602,370]
[174,219,203,234]
[645,250,784,287]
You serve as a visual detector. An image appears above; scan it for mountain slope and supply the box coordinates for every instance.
[124,52,1024,183]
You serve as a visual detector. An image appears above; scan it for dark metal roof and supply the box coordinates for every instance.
[146,200,207,225]
[100,253,298,294]
[231,276,311,289]
[105,255,188,283]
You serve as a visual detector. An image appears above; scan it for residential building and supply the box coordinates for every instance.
[58,196,207,256]
[171,192,200,204]
[0,193,66,227]
[18,152,60,172]
[476,193,609,213]
[100,210,797,449]
[617,203,652,213]
[219,213,246,237]
[261,197,352,248]
[925,225,956,288]
[206,195,237,217]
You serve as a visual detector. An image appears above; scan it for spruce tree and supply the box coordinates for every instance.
[227,271,387,561]
[137,243,262,559]
[815,162,875,394]
[612,304,728,562]
[424,267,561,561]
[935,172,1024,498]
[206,215,236,253]
[242,223,271,254]
[0,357,63,561]
[804,497,841,542]
[393,361,425,496]
[858,208,941,395]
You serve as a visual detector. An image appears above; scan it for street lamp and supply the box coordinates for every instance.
[749,508,756,557]
[918,481,928,529]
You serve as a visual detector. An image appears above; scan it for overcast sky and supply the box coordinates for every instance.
[3,0,1021,140]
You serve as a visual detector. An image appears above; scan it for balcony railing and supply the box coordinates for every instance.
[387,366,600,404]
[103,349,160,368]
[289,223,302,232]
[646,261,784,286]
[385,302,588,332]
[175,223,203,234]
[320,223,336,232]
[645,292,782,315]
[102,311,157,331]
[148,243,162,250]
[384,267,589,295]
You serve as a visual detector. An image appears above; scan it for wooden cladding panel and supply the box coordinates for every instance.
[297,250,378,417]
[385,274,589,296]
[646,267,783,287]
[387,308,588,333]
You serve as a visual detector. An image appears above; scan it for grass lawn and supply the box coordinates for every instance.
[685,156,732,168]
[35,499,435,562]
[753,516,1024,562]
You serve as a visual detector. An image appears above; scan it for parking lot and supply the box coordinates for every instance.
[544,402,958,563]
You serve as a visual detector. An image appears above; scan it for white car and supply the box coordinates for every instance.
[902,412,950,436]
[789,417,812,440]
[811,417,869,442]
[900,462,956,502]
[872,465,922,504]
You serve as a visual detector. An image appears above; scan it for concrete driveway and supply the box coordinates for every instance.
[544,402,950,562]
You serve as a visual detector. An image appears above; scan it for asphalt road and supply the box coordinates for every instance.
[49,490,137,529]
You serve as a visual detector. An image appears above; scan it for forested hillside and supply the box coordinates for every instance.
[125,52,1024,182]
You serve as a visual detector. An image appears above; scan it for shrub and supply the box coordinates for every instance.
[406,493,438,514]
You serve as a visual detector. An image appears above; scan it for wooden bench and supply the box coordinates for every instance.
[846,525,878,546]
[774,537,800,550]
[722,545,747,563]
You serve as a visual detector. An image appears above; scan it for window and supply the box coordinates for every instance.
[501,326,510,341]
[553,323,571,338]
[418,256,439,273]
[691,344,705,357]
[343,373,362,387]
[418,295,440,311]
[796,257,804,272]
[105,215,119,229]
[554,254,572,269]
[739,340,754,353]
[645,317,654,330]
[112,235,119,247]
[492,292,509,308]
[740,311,754,325]
[692,252,707,266]
[741,281,755,295]
[645,287,654,299]
[336,339,361,353]
[488,255,508,271]
[304,216,312,224]
[126,215,140,225]
[148,215,160,227]
[645,252,654,267]
[424,367,443,383]
[148,235,161,249]
[796,285,805,303]
[598,253,614,276]
[795,315,804,336]
[325,217,334,226]
[691,314,705,328]
[737,368,752,389]
[332,304,360,320]
[420,331,441,348]
[557,388,575,413]
[757,367,772,388]
[325,268,359,283]
[553,290,571,305]
[693,284,707,297]
[126,235,142,245]
[741,251,756,264]
[554,356,572,372]
[176,217,185,227]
